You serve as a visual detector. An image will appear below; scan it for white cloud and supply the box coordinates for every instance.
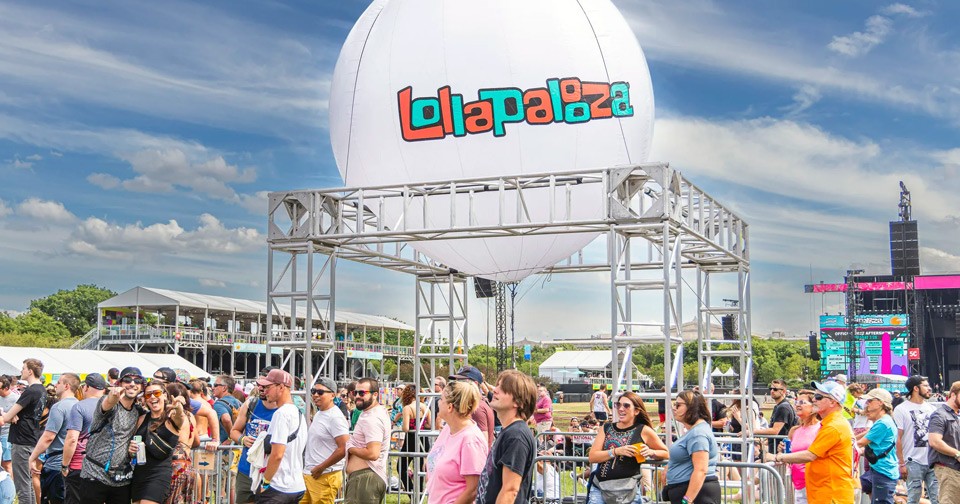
[828,15,893,57]
[238,191,270,215]
[921,247,960,273]
[198,278,227,288]
[87,172,121,189]
[0,199,11,218]
[107,148,257,202]
[67,213,262,260]
[881,4,926,18]
[16,198,77,223]
[49,150,62,157]
[25,154,41,161]
[8,156,32,169]
[615,2,960,123]
[784,85,822,116]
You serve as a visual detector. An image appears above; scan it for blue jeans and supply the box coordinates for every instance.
[906,460,939,504]
[586,483,646,504]
[0,474,13,504]
[870,472,897,504]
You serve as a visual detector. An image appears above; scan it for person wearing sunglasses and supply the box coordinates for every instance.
[786,390,821,504]
[856,388,899,504]
[344,378,391,504]
[254,369,308,503]
[28,373,79,504]
[664,390,721,504]
[211,375,241,450]
[587,391,669,504]
[765,380,855,504]
[231,368,280,504]
[129,381,184,504]
[753,379,796,454]
[77,366,144,504]
[302,378,349,504]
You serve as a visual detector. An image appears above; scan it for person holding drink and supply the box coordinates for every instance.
[587,391,668,504]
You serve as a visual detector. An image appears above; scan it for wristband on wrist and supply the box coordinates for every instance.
[681,496,691,504]
[608,448,615,459]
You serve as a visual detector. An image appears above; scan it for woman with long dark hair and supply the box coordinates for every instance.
[398,384,431,492]
[664,390,721,504]
[586,391,669,504]
[130,381,184,504]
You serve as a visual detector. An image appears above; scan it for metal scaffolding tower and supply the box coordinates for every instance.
[266,162,751,501]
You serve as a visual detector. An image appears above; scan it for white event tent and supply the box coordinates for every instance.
[0,347,209,382]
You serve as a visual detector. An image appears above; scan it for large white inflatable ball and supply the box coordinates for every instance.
[329,0,654,282]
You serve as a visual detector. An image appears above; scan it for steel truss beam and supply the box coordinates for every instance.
[266,162,751,497]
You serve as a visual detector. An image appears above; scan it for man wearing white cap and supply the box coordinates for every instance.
[766,381,855,504]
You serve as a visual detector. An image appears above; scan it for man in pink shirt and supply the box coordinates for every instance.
[533,386,553,434]
[344,378,391,504]
[449,366,495,447]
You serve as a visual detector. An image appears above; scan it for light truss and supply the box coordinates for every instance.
[266,162,752,482]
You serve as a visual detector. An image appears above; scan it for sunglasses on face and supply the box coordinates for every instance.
[616,402,634,409]
[121,376,144,385]
[814,394,825,401]
[673,401,686,409]
[355,390,372,397]
[144,389,164,399]
[795,400,811,406]
[311,388,332,396]
[769,387,785,392]
[213,383,226,388]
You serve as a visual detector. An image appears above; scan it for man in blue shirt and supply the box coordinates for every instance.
[212,375,242,443]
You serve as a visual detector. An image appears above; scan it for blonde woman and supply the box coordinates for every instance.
[425,381,489,504]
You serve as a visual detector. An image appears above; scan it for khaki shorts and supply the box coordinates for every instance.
[934,465,960,504]
[343,469,385,504]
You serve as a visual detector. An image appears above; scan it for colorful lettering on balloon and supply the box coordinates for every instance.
[397,77,634,141]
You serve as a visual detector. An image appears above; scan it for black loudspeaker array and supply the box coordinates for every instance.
[890,220,920,277]
[809,334,820,360]
[721,315,736,340]
[474,277,496,298]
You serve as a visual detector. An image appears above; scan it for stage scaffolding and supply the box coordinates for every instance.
[266,162,751,501]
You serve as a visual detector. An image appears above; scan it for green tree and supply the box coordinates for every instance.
[12,308,71,340]
[0,312,16,333]
[30,284,116,336]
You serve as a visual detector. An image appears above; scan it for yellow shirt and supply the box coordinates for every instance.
[805,409,855,504]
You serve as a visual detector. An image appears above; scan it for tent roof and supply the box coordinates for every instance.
[0,347,209,380]
[723,368,739,376]
[710,368,724,376]
[539,351,616,371]
[99,286,414,331]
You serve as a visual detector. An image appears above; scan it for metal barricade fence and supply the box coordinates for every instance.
[191,443,242,504]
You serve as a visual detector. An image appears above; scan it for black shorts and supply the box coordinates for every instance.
[131,463,173,504]
[594,411,608,421]
[40,467,65,504]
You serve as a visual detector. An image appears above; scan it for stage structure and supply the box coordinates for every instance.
[266,163,752,462]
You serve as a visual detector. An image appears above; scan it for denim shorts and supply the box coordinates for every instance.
[0,436,9,463]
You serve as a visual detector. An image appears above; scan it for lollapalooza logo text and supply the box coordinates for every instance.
[398,77,634,142]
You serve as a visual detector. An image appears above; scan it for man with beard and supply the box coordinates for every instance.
[894,375,939,504]
[29,373,80,504]
[755,379,796,453]
[61,374,108,504]
[344,378,391,504]
[79,367,145,504]
[254,369,307,504]
[302,377,349,504]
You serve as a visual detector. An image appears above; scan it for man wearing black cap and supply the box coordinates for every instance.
[450,366,495,447]
[61,374,108,504]
[30,373,80,504]
[79,366,145,504]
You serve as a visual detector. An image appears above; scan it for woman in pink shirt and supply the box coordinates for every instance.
[788,390,821,504]
[426,381,489,504]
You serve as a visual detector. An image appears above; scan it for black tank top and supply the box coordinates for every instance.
[594,422,643,482]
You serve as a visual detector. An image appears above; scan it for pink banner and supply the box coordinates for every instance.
[914,275,960,290]
[811,282,910,293]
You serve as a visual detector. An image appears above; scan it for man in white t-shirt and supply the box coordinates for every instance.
[255,369,307,504]
[894,375,939,504]
[344,377,391,504]
[590,385,610,422]
[302,377,349,504]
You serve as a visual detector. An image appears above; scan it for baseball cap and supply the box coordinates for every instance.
[84,374,108,390]
[833,373,848,383]
[315,377,337,393]
[256,369,293,388]
[119,366,143,380]
[865,388,893,407]
[153,367,177,383]
[904,375,927,395]
[449,365,483,384]
[811,380,846,404]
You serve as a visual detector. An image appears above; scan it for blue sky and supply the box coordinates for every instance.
[1,0,959,341]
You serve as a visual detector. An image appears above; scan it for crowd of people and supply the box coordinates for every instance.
[0,356,958,504]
